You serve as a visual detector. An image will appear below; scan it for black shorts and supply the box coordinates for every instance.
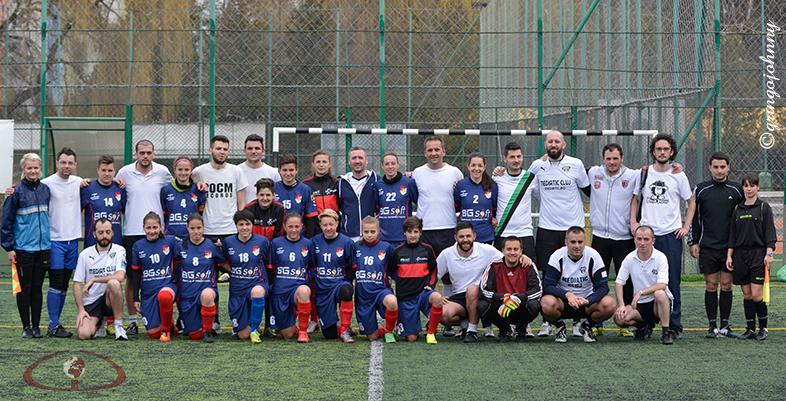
[422,229,455,258]
[123,235,145,273]
[535,228,566,271]
[493,235,536,260]
[447,292,468,312]
[732,248,767,285]
[557,295,588,320]
[84,294,113,319]
[205,234,230,249]
[636,301,660,326]
[699,247,731,274]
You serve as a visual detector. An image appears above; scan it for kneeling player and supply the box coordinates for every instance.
[541,227,616,343]
[309,209,357,343]
[613,226,675,345]
[222,210,270,343]
[354,217,398,342]
[269,214,313,343]
[130,212,180,342]
[177,214,225,343]
[389,217,443,344]
[478,236,542,342]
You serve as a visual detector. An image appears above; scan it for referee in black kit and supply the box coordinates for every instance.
[688,152,743,338]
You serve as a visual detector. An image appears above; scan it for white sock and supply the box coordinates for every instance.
[129,315,138,324]
[114,319,123,329]
[467,323,478,333]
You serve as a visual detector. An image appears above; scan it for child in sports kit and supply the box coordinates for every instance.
[354,216,398,343]
[388,216,444,344]
[176,214,225,343]
[454,153,498,245]
[309,209,357,343]
[268,213,313,343]
[130,212,180,342]
[727,174,777,341]
[160,156,205,239]
[245,178,286,241]
[222,210,269,344]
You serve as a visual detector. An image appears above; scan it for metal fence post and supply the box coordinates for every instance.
[39,0,49,173]
[208,0,216,139]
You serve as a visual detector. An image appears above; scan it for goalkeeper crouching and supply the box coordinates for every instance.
[478,236,542,342]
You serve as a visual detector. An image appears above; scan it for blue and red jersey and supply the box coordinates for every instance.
[81,181,125,247]
[375,173,418,244]
[268,236,312,295]
[177,239,225,300]
[309,233,356,293]
[222,234,269,296]
[353,239,394,303]
[274,181,318,219]
[454,178,498,243]
[130,235,180,301]
[160,181,206,238]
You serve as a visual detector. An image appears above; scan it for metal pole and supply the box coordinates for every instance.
[407,9,412,123]
[542,0,601,88]
[197,14,205,161]
[672,0,680,136]
[379,0,386,157]
[537,0,544,132]
[712,0,722,151]
[335,9,340,123]
[267,11,273,127]
[39,0,49,174]
[125,9,135,164]
[676,90,715,151]
[208,0,216,139]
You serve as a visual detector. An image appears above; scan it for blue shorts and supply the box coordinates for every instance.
[50,240,78,269]
[270,289,298,330]
[356,289,393,335]
[398,290,433,337]
[140,284,177,330]
[315,282,351,329]
[179,288,216,334]
[228,284,269,333]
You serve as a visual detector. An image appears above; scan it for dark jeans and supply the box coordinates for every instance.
[655,233,683,331]
[15,250,49,329]
[591,235,635,305]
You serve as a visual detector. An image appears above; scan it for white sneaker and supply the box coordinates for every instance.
[484,326,496,338]
[524,324,535,338]
[212,322,221,334]
[537,322,551,337]
[115,325,128,341]
[307,320,318,333]
[94,322,107,338]
[572,320,583,337]
[218,272,230,282]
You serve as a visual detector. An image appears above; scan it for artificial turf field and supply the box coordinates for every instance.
[1,274,786,401]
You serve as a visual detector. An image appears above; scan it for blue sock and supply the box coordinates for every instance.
[47,288,64,329]
[250,297,265,333]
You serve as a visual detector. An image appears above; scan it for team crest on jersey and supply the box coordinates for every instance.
[377,250,386,260]
[301,247,309,258]
[295,194,303,204]
[561,165,571,172]
[651,268,658,276]
[399,185,407,195]
[114,192,122,202]
[621,179,629,188]
[191,193,198,202]
[252,246,260,256]
[484,190,492,199]
[335,247,344,258]
[580,266,586,274]
[594,181,601,189]
[162,245,170,255]
[204,250,212,259]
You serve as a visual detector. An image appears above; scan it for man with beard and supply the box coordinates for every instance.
[116,139,172,335]
[529,130,590,337]
[337,147,379,241]
[630,133,695,338]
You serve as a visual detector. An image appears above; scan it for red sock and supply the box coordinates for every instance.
[201,304,217,334]
[157,291,174,333]
[385,309,398,334]
[297,301,311,333]
[310,290,318,322]
[339,301,354,333]
[106,316,114,325]
[377,327,386,337]
[427,306,443,335]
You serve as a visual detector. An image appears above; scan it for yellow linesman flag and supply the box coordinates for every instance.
[11,261,21,296]
[763,263,771,305]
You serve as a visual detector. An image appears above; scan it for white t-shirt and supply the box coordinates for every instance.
[588,166,639,240]
[437,242,502,295]
[634,166,692,236]
[412,163,463,230]
[73,243,127,306]
[42,173,83,241]
[616,248,673,303]
[529,155,589,231]
[547,246,606,298]
[117,162,172,236]
[493,169,535,238]
[192,163,248,235]
[238,162,280,202]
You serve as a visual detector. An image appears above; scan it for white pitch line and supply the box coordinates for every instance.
[367,340,384,401]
